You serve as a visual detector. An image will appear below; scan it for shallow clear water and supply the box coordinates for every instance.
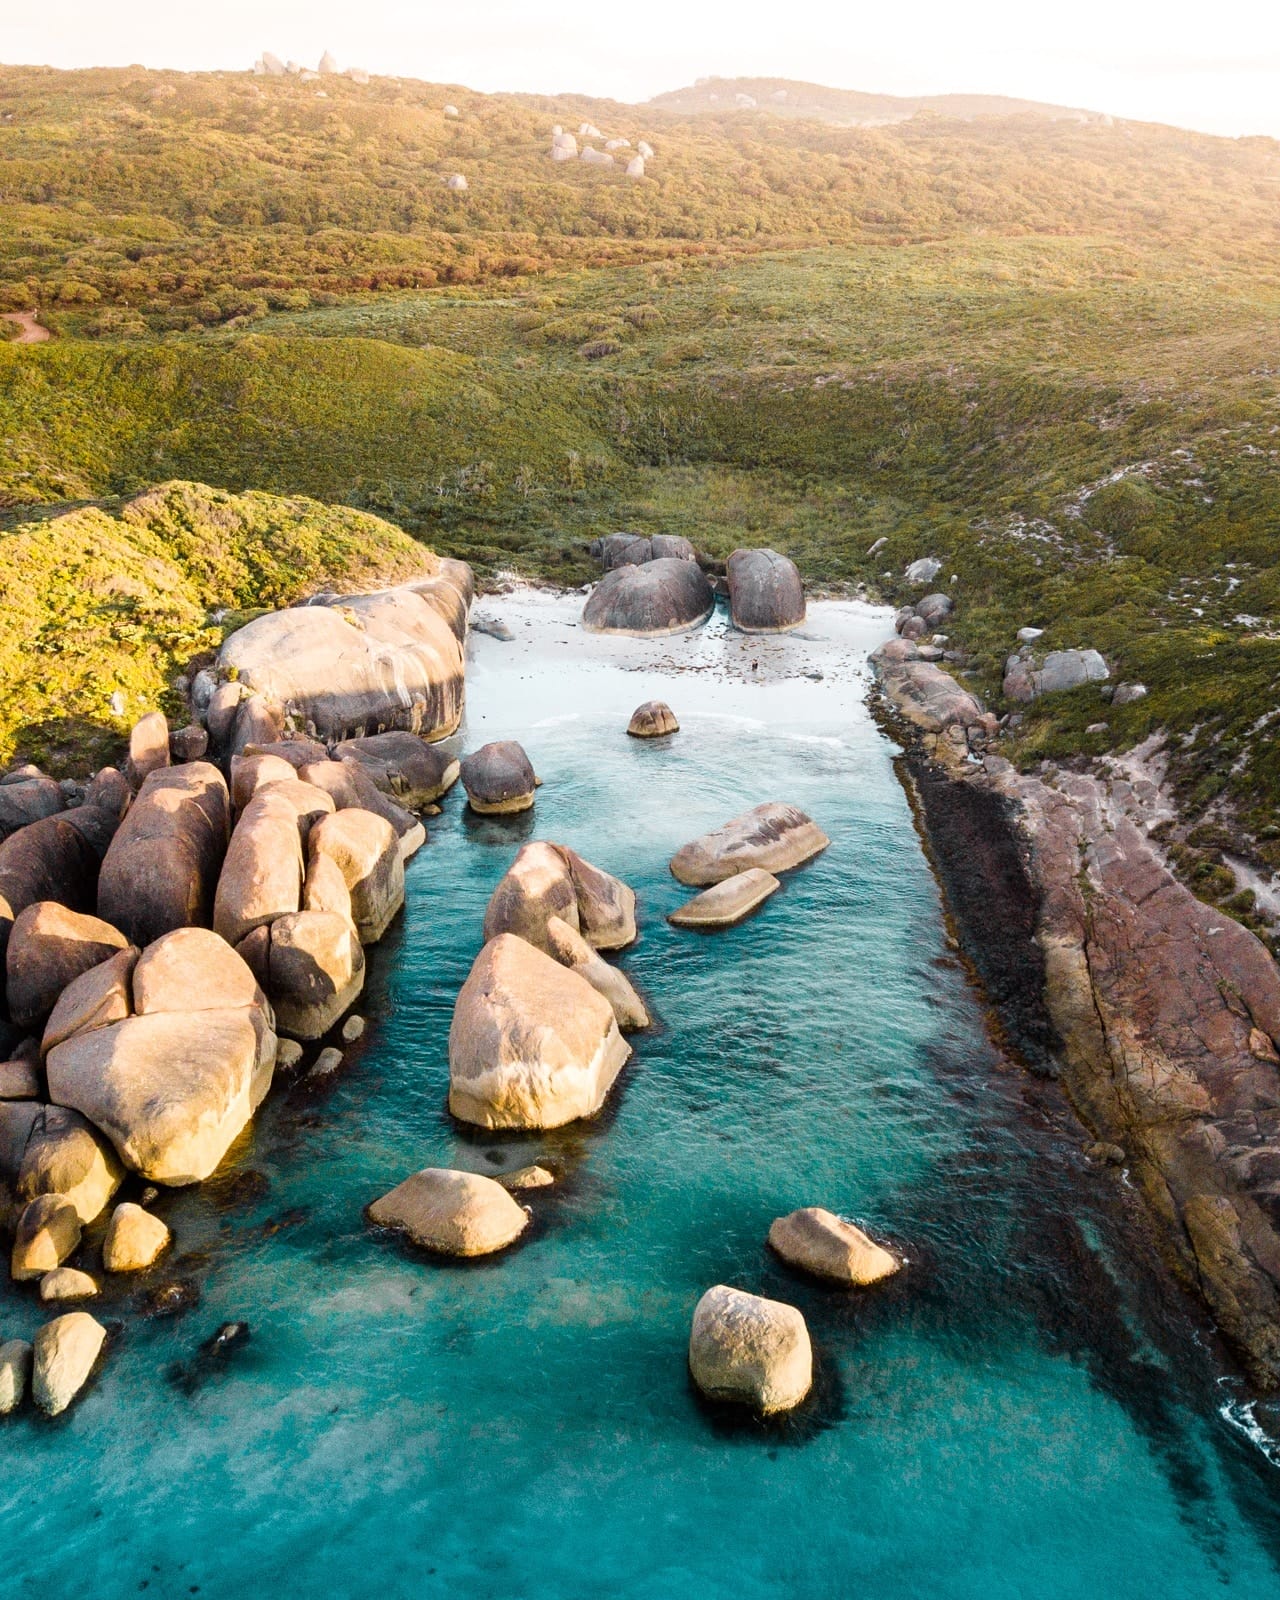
[3,597,1279,1599]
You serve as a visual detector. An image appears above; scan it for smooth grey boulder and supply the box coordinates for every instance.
[905,557,942,584]
[590,533,652,570]
[96,763,230,948]
[915,593,953,629]
[688,1286,812,1414]
[726,549,805,633]
[369,1167,528,1256]
[460,742,537,815]
[333,732,460,807]
[1112,682,1148,707]
[218,572,470,743]
[1037,649,1109,695]
[582,559,714,637]
[670,804,829,886]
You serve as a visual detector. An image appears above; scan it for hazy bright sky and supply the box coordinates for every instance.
[7,0,1280,138]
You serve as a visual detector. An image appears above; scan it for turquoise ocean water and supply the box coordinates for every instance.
[2,597,1277,1599]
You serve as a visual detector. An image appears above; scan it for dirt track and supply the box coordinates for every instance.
[1,311,50,343]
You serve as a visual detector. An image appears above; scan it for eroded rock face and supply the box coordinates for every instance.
[668,868,780,928]
[265,910,365,1039]
[333,733,460,807]
[670,804,829,886]
[32,1312,106,1415]
[96,763,230,948]
[448,934,630,1129]
[460,742,537,815]
[582,558,714,637]
[218,573,470,743]
[46,1005,275,1185]
[544,915,649,1031]
[726,549,805,633]
[307,810,404,943]
[5,902,130,1027]
[767,1207,900,1286]
[368,1167,528,1256]
[688,1285,812,1414]
[627,701,679,738]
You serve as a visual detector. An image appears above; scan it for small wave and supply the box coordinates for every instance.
[530,713,583,728]
[1219,1397,1280,1467]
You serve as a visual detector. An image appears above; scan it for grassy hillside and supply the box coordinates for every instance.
[0,482,439,770]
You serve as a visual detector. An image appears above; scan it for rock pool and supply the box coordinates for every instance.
[2,595,1278,1598]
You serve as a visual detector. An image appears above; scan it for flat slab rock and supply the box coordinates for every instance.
[668,868,780,928]
[767,1207,900,1286]
[368,1167,528,1256]
[670,803,829,887]
[688,1285,812,1415]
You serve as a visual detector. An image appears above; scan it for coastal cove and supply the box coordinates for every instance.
[1,593,1278,1597]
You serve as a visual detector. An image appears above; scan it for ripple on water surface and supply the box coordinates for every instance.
[2,597,1278,1599]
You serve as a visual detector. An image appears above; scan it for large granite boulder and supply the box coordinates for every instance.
[96,763,230,948]
[5,902,130,1027]
[582,558,714,637]
[558,847,636,949]
[726,549,805,633]
[482,842,578,951]
[448,934,630,1129]
[263,910,365,1039]
[767,1207,900,1286]
[31,1312,106,1415]
[368,1167,528,1257]
[41,949,137,1058]
[213,783,335,947]
[132,927,266,1015]
[0,811,113,961]
[668,868,780,928]
[0,775,64,840]
[460,741,537,815]
[688,1286,812,1414]
[229,752,297,812]
[333,733,460,807]
[0,1101,42,1187]
[627,701,679,738]
[670,804,829,886]
[1003,648,1109,703]
[872,647,986,736]
[218,572,470,743]
[544,916,649,1031]
[11,1194,82,1280]
[307,810,404,943]
[17,1105,123,1224]
[297,759,425,860]
[102,1202,170,1272]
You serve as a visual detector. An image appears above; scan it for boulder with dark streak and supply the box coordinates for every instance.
[0,809,119,962]
[582,559,714,637]
[670,803,829,887]
[726,548,805,633]
[460,742,537,815]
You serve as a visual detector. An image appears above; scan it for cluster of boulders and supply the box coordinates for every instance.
[252,51,370,85]
[893,593,954,659]
[582,538,806,636]
[1,563,477,1414]
[871,639,999,769]
[552,125,652,176]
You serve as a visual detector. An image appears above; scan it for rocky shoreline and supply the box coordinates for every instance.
[872,640,1280,1390]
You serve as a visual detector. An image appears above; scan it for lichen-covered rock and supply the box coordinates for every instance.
[368,1167,528,1257]
[96,763,230,948]
[544,915,649,1031]
[670,804,829,886]
[12,1193,82,1280]
[668,868,780,928]
[46,1006,275,1185]
[5,900,130,1028]
[688,1285,812,1414]
[767,1207,900,1286]
[41,948,138,1058]
[582,558,714,636]
[307,810,404,943]
[218,574,470,742]
[17,1105,123,1224]
[448,934,630,1129]
[627,701,679,738]
[102,1202,171,1271]
[333,732,460,807]
[265,910,365,1039]
[460,741,537,815]
[726,549,805,633]
[32,1312,106,1415]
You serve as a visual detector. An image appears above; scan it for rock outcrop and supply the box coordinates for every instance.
[448,933,630,1129]
[582,559,714,636]
[306,810,404,943]
[332,732,459,807]
[5,902,130,1027]
[482,843,636,953]
[460,741,537,815]
[670,804,829,886]
[767,1207,900,1285]
[627,701,679,738]
[217,572,470,742]
[368,1167,529,1256]
[688,1285,812,1414]
[668,868,780,928]
[726,549,805,633]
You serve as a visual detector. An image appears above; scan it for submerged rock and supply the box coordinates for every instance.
[767,1207,900,1286]
[32,1312,106,1415]
[498,1164,555,1191]
[627,701,679,738]
[688,1285,812,1414]
[368,1166,528,1257]
[460,742,537,815]
[726,549,805,633]
[582,558,714,637]
[668,868,780,928]
[670,804,829,886]
[448,934,630,1129]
